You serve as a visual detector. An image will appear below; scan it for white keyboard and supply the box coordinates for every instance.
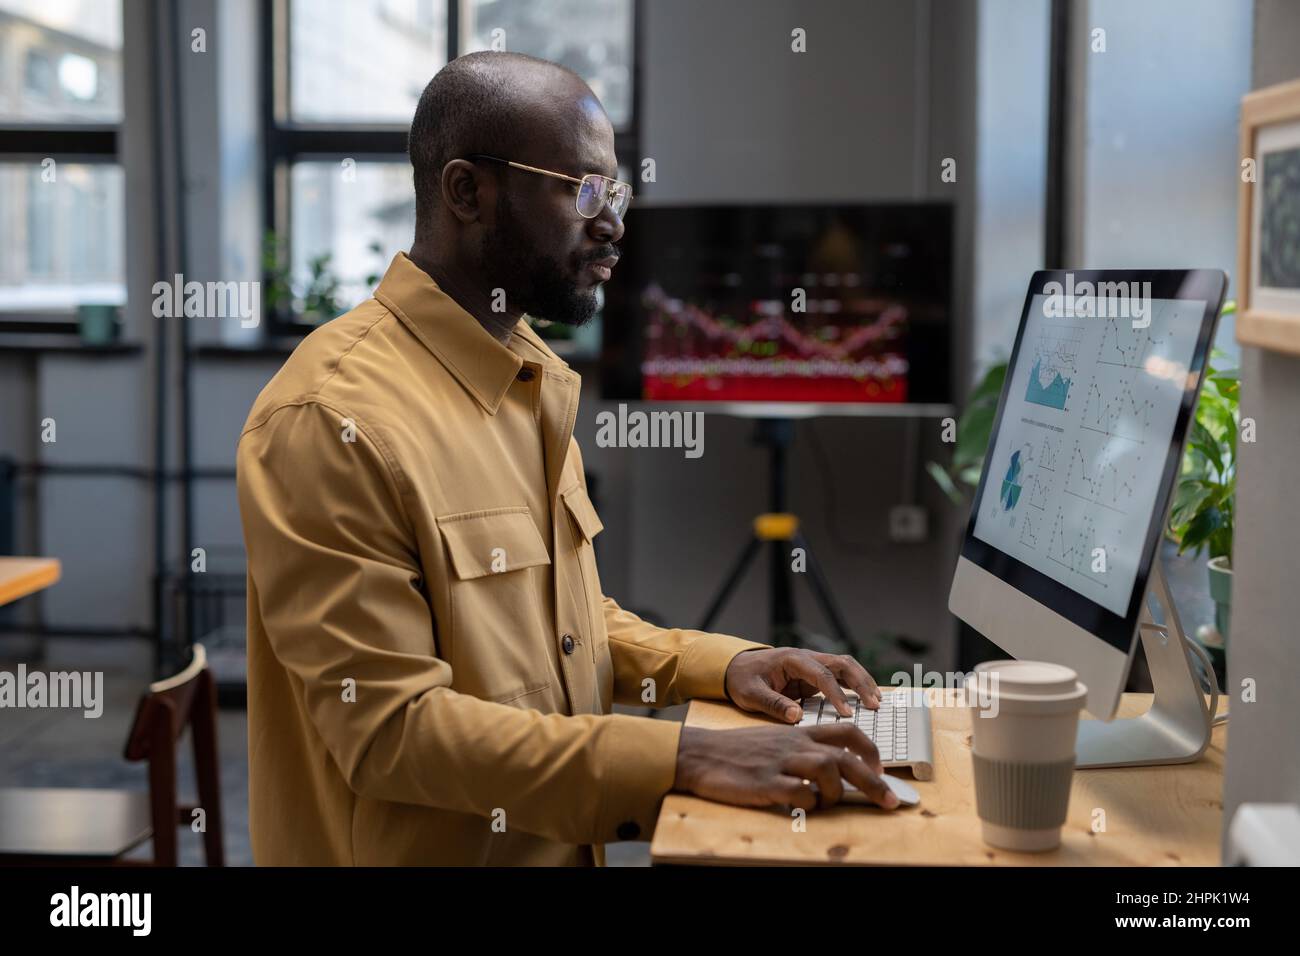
[798,689,934,782]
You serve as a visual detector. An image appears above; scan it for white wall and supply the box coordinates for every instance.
[1221,0,1300,858]
[636,0,920,204]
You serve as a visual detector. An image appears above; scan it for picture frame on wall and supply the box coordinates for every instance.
[1237,77,1300,356]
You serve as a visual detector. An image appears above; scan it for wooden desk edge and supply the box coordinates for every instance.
[0,558,62,608]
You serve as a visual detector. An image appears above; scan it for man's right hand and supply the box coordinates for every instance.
[672,723,900,811]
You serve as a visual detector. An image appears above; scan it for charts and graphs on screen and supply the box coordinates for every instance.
[1023,321,1082,410]
[974,294,1204,616]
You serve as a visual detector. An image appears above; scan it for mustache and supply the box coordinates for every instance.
[579,245,620,266]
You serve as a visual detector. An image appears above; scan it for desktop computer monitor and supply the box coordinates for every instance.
[599,204,953,406]
[949,270,1227,733]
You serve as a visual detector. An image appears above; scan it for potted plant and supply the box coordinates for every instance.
[1167,303,1240,661]
[262,231,382,325]
[925,360,1008,670]
[926,360,1008,504]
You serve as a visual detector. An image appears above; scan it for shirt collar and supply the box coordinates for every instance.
[373,252,571,414]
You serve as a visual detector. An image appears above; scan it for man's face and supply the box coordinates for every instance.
[478,96,624,327]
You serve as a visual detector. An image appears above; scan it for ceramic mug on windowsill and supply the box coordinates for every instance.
[77,304,122,346]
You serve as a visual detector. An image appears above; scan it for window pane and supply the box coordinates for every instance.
[0,0,122,122]
[462,0,633,129]
[1076,0,1251,358]
[289,162,413,313]
[0,162,125,311]
[290,0,448,123]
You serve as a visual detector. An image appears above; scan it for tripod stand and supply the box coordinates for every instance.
[698,418,856,653]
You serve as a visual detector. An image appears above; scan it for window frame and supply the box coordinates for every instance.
[0,6,121,329]
[260,0,641,336]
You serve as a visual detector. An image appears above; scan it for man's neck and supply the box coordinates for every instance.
[407,244,521,346]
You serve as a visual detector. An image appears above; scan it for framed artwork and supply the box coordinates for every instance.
[1237,78,1300,356]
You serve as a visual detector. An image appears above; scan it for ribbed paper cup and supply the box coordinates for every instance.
[965,661,1087,852]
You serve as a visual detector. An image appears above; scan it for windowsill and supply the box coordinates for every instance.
[0,334,143,355]
[193,340,302,359]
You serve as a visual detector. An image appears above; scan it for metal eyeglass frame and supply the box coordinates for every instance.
[466,153,632,220]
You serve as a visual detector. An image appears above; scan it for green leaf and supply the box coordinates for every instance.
[1179,506,1224,555]
[953,400,998,468]
[929,361,1008,507]
[1209,369,1240,404]
[1169,481,1213,528]
[1188,419,1223,475]
[925,461,963,505]
[972,362,1008,400]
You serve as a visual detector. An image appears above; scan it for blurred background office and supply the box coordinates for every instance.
[1,0,1296,865]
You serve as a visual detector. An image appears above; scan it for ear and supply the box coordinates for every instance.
[440,158,489,224]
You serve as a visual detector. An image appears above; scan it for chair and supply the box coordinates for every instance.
[0,644,225,866]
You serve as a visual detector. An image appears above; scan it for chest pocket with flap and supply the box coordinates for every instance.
[437,506,554,704]
[560,483,604,545]
[439,506,551,579]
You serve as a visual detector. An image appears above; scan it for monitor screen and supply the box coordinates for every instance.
[973,293,1205,617]
[600,204,952,405]
[961,270,1225,651]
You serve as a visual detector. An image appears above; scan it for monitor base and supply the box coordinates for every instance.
[1075,563,1217,768]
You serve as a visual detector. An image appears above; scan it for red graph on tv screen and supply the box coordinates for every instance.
[639,282,910,402]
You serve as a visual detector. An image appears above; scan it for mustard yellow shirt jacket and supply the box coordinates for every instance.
[236,252,766,865]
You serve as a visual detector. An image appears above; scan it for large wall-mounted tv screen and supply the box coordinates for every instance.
[599,204,953,405]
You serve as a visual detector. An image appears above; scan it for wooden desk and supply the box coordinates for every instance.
[0,788,152,859]
[651,690,1227,866]
[0,557,60,607]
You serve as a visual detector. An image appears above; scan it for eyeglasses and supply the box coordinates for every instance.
[466,154,632,220]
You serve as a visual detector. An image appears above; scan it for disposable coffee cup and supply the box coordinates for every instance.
[964,660,1087,852]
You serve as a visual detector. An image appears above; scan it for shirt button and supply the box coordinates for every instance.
[516,367,535,382]
[616,821,641,841]
[561,633,575,655]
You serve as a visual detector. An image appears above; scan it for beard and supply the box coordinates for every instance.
[480,191,602,327]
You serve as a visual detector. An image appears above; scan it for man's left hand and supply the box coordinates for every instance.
[723,647,881,723]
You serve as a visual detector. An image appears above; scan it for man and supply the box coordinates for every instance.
[237,51,897,867]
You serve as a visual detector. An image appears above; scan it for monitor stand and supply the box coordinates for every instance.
[1075,562,1218,768]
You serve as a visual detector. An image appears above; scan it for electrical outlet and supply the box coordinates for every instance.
[889,505,928,543]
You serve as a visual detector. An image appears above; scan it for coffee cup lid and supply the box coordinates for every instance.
[966,660,1087,712]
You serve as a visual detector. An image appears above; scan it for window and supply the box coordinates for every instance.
[0,0,124,322]
[289,161,414,308]
[264,0,638,332]
[23,50,52,98]
[1066,0,1252,358]
[289,0,448,124]
[460,0,634,130]
[58,53,100,103]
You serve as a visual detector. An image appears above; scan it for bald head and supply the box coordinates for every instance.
[406,52,624,332]
[408,52,607,237]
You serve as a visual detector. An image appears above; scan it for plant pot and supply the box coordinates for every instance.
[1191,556,1231,687]
[1207,555,1232,640]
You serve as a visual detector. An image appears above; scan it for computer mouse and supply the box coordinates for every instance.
[881,773,921,807]
[838,772,921,808]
